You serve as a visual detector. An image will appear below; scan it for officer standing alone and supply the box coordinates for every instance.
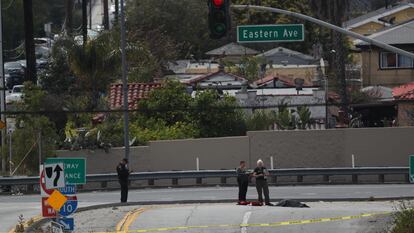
[117,158,130,203]
[236,161,249,204]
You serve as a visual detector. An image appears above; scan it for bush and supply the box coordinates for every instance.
[391,201,414,233]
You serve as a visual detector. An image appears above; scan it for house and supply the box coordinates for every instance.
[256,47,323,87]
[344,2,414,36]
[165,60,220,75]
[108,83,162,110]
[205,42,259,63]
[252,75,316,89]
[355,19,414,87]
[227,87,329,126]
[183,70,247,90]
[393,82,414,126]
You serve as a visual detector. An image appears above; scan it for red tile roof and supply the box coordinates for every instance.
[109,83,162,110]
[393,82,414,101]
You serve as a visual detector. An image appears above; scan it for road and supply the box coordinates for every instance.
[1,184,413,232]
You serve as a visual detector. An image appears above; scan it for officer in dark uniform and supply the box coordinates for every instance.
[116,158,130,203]
[236,161,249,204]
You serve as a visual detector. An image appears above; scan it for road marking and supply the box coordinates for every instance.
[241,211,251,233]
[116,208,147,233]
[103,211,391,233]
[8,215,43,233]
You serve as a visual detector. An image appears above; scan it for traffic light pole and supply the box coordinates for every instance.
[120,0,130,161]
[0,0,5,173]
[231,5,414,59]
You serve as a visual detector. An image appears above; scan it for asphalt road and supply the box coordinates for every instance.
[1,184,413,232]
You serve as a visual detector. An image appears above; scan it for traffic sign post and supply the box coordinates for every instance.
[410,155,414,183]
[45,158,86,184]
[237,24,304,43]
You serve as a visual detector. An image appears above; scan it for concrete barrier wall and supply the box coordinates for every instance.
[56,127,414,174]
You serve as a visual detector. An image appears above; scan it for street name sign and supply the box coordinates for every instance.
[237,24,304,43]
[44,163,65,189]
[46,158,86,184]
[410,155,414,183]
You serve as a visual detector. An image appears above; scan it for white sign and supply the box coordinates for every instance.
[44,163,65,189]
[50,221,64,233]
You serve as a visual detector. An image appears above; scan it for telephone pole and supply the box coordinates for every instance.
[0,0,6,173]
[23,0,37,83]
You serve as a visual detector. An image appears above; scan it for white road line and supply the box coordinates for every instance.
[241,211,252,233]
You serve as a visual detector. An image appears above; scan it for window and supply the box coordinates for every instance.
[380,52,413,69]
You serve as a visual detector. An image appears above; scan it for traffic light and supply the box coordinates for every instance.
[208,0,231,39]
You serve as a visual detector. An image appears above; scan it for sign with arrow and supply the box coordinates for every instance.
[46,158,86,184]
[44,163,65,189]
[54,218,74,231]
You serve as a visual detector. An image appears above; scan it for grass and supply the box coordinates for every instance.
[391,201,414,233]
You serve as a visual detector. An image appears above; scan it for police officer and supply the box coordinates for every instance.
[253,159,273,206]
[116,158,130,203]
[236,161,249,204]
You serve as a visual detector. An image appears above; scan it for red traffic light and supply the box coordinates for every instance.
[213,0,224,7]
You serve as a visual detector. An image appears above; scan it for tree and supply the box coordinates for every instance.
[127,0,226,59]
[82,0,88,45]
[138,81,192,126]
[10,82,58,175]
[67,34,120,109]
[310,0,350,113]
[103,0,109,30]
[192,90,246,138]
[245,110,274,131]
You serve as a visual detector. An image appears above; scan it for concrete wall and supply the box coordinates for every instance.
[57,127,414,174]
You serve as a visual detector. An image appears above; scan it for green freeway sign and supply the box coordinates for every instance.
[45,158,86,185]
[410,155,414,183]
[237,24,304,43]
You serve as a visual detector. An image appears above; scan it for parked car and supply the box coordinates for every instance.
[4,62,25,90]
[6,85,24,104]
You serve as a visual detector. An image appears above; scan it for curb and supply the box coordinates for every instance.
[24,196,414,232]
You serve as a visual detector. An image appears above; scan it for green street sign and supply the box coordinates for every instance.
[237,24,304,43]
[410,155,414,183]
[45,158,86,185]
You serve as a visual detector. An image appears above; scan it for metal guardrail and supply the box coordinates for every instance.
[0,167,410,189]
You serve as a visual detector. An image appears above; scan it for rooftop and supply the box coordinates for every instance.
[109,83,162,110]
[205,42,259,56]
[393,82,414,100]
[257,47,317,65]
[343,2,414,29]
[355,19,414,46]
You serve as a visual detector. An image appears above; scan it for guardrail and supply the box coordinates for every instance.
[0,167,410,191]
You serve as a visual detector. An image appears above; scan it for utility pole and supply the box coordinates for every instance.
[23,0,37,83]
[120,0,130,161]
[82,0,88,45]
[38,131,42,172]
[0,0,6,173]
[103,0,109,30]
[114,0,119,24]
[65,0,73,35]
[89,0,92,29]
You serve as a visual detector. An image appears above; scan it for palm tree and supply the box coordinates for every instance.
[66,34,120,109]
